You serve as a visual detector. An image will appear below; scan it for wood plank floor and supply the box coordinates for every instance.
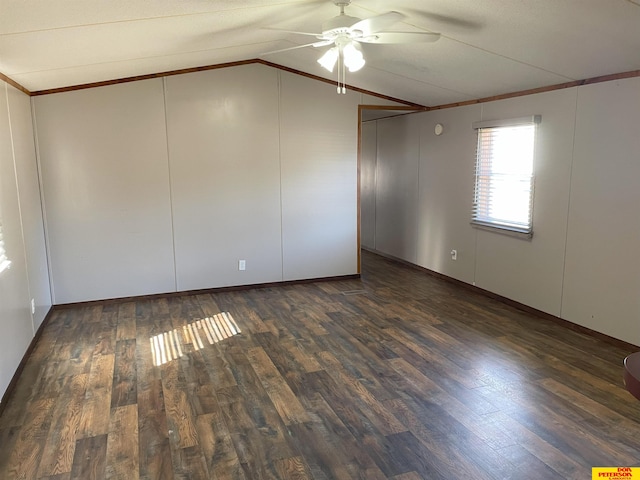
[1,250,639,479]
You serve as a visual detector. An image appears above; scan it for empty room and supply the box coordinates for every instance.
[0,1,639,479]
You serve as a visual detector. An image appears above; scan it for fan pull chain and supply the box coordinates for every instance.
[337,49,342,94]
[337,49,347,94]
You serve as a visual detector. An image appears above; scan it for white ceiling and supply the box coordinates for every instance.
[1,0,639,106]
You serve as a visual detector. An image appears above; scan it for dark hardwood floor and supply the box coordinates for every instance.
[1,250,639,479]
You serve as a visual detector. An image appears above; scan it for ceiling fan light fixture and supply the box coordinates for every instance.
[343,42,365,72]
[318,46,339,72]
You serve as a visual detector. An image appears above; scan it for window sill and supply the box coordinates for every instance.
[471,222,533,240]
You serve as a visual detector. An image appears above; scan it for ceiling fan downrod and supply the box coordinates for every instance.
[333,0,351,12]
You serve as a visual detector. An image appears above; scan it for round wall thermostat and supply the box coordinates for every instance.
[434,123,444,136]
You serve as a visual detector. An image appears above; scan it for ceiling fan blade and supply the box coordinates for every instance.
[358,31,441,44]
[400,8,483,31]
[262,27,324,38]
[261,40,333,55]
[349,11,405,36]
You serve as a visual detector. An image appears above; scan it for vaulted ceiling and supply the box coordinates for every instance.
[1,0,639,106]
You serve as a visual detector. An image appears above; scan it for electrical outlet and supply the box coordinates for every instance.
[31,298,35,315]
[450,249,457,261]
[238,260,246,271]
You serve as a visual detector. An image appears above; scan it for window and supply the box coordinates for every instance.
[472,115,540,237]
[0,219,10,274]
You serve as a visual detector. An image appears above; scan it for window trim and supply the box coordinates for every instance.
[472,115,541,130]
[471,115,541,239]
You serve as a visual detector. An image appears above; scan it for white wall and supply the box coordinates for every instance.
[562,78,640,344]
[360,120,377,249]
[416,104,481,285]
[364,77,640,346]
[279,72,359,280]
[474,89,577,315]
[33,64,361,303]
[8,86,52,328]
[0,81,51,399]
[165,65,283,290]
[375,115,420,263]
[360,100,430,251]
[34,80,176,304]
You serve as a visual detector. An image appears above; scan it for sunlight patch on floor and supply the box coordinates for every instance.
[150,312,241,366]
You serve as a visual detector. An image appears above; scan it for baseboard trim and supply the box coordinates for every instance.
[0,306,55,418]
[362,247,639,351]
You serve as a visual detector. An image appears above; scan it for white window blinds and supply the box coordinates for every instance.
[472,116,540,236]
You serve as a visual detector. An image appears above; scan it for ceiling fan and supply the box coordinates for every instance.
[264,0,441,94]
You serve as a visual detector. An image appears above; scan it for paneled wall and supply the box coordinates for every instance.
[34,80,177,303]
[0,81,51,398]
[375,115,420,263]
[33,64,361,304]
[363,77,640,346]
[562,78,640,343]
[416,104,479,284]
[474,89,577,315]
[6,86,51,329]
[360,121,377,249]
[165,66,283,290]
[279,73,359,281]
